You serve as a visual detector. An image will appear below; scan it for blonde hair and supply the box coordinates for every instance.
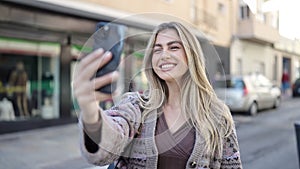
[141,22,234,157]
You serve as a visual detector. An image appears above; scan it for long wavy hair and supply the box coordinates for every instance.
[140,21,234,157]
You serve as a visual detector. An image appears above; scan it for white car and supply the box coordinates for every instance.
[214,73,281,116]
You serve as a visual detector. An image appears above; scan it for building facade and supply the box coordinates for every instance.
[1,0,299,133]
[81,0,234,77]
[81,0,300,84]
[231,0,300,87]
[0,0,202,133]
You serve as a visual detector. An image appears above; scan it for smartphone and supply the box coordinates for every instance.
[93,22,126,93]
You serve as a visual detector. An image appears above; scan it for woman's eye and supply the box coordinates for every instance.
[153,48,162,54]
[170,46,180,50]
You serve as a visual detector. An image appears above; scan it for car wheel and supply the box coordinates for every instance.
[273,97,280,108]
[248,102,258,116]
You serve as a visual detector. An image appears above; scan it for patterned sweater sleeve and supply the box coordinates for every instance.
[78,92,142,166]
[220,128,243,169]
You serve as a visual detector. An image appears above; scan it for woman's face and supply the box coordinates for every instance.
[151,29,188,83]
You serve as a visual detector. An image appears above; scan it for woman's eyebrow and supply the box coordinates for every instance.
[167,41,182,46]
[154,41,182,47]
[154,44,162,48]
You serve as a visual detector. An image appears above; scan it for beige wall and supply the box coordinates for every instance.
[74,0,300,85]
[82,0,191,21]
[76,0,235,48]
[231,38,300,86]
[231,39,275,79]
[213,0,234,47]
[274,37,300,82]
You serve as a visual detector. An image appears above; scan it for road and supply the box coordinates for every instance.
[234,97,300,169]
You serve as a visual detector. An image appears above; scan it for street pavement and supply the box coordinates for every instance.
[0,123,108,169]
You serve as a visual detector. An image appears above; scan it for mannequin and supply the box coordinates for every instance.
[0,97,15,121]
[8,61,30,117]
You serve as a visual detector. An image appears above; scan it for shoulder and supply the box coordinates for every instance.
[113,92,146,112]
[119,92,148,105]
[119,92,141,104]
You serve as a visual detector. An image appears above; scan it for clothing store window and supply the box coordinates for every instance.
[0,37,60,121]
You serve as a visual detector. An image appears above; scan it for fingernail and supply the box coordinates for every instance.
[104,51,111,57]
[94,48,102,52]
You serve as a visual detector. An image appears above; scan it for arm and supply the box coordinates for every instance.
[72,49,131,166]
[220,128,243,169]
[79,92,142,166]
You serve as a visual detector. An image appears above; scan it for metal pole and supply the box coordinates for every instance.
[295,122,300,168]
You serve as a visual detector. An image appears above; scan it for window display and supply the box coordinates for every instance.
[8,61,30,117]
[0,39,59,121]
[0,97,15,121]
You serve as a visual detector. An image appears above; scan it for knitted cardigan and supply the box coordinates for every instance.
[79,92,243,169]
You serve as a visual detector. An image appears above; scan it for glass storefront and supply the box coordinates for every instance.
[0,37,60,121]
[0,25,152,126]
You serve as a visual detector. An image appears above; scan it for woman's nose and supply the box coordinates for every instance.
[161,51,172,59]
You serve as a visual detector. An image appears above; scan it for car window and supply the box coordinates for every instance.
[214,78,244,89]
[258,75,272,86]
[249,74,272,87]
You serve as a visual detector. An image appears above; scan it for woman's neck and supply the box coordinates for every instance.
[163,81,188,133]
[165,81,181,108]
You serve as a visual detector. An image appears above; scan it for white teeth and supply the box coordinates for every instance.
[161,64,175,69]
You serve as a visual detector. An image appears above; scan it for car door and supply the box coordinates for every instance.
[249,74,271,109]
[256,75,275,108]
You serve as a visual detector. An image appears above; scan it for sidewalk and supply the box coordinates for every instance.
[0,123,108,169]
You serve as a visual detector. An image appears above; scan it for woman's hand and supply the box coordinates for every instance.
[72,48,119,124]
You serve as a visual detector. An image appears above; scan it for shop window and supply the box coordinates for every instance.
[0,38,59,121]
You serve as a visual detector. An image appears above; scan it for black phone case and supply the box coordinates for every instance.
[93,22,125,93]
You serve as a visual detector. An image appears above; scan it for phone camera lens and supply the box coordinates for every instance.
[103,25,109,32]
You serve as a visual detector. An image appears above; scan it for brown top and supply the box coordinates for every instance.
[155,113,195,169]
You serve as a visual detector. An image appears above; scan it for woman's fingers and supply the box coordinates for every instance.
[77,49,112,81]
[79,48,104,68]
[72,49,119,124]
[92,71,119,91]
[72,48,121,113]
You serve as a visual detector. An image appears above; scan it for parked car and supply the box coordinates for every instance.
[213,73,281,116]
[292,78,300,97]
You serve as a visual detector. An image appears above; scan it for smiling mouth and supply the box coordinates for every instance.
[160,63,176,70]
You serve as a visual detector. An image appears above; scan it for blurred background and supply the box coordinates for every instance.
[0,0,299,169]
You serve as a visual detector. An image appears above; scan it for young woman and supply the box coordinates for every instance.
[73,22,243,169]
